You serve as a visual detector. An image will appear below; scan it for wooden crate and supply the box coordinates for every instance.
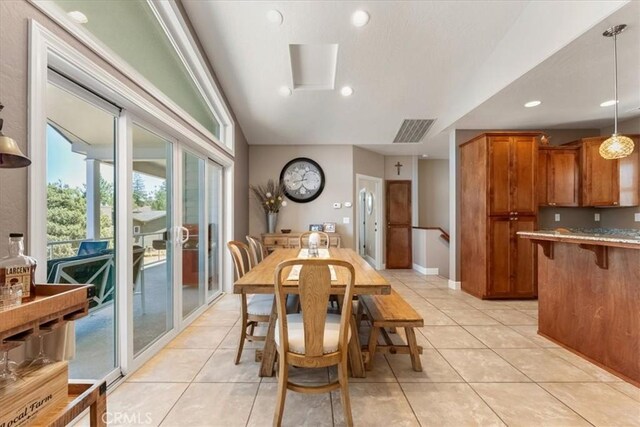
[0,361,68,427]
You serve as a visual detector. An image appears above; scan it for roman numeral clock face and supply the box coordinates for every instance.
[280,157,325,203]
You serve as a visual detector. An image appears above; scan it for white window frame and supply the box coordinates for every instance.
[28,19,236,379]
[30,0,235,155]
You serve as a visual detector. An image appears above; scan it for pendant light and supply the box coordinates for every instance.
[599,24,634,160]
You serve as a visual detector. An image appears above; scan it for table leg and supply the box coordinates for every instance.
[259,298,278,377]
[347,315,366,378]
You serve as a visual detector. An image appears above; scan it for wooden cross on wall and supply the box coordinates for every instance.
[395,162,403,175]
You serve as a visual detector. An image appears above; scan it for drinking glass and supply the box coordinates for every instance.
[0,349,18,382]
[28,332,53,368]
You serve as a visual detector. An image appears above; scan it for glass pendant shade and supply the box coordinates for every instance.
[599,134,635,160]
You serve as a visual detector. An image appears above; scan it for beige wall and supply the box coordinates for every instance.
[248,145,355,248]
[0,0,249,257]
[353,146,385,179]
[418,159,449,231]
[384,155,414,180]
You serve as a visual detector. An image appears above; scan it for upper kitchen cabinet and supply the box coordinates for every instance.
[538,147,580,207]
[578,136,639,207]
[488,134,538,216]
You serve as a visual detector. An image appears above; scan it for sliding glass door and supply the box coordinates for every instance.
[207,160,223,300]
[131,123,174,356]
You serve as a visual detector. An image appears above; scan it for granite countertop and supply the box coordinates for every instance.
[517,228,640,246]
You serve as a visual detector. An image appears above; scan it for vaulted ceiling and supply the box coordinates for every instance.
[182,1,634,158]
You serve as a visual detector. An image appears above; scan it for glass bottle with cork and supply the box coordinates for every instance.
[0,233,37,302]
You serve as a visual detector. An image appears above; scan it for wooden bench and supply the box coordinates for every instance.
[359,290,424,372]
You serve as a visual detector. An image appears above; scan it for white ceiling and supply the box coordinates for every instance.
[456,1,640,132]
[182,0,632,158]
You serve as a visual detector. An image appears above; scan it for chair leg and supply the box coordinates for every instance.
[235,314,247,365]
[337,361,353,427]
[405,328,423,372]
[273,353,288,427]
[366,326,379,371]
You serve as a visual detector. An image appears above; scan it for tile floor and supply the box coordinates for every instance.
[79,270,640,426]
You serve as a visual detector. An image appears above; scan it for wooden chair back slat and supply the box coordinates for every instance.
[227,241,251,280]
[275,259,355,359]
[298,231,330,249]
[246,235,267,267]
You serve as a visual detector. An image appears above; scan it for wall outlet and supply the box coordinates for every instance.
[333,202,342,209]
[554,213,561,222]
[342,217,350,224]
[635,213,640,222]
[595,213,601,222]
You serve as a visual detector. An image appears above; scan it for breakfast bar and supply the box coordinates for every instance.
[519,229,640,385]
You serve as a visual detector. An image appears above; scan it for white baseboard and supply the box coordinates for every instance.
[364,254,376,267]
[412,264,439,276]
[448,280,461,290]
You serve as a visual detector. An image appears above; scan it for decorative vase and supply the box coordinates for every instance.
[267,212,278,233]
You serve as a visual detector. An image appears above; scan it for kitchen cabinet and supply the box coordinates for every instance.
[461,132,540,299]
[578,136,639,207]
[538,147,580,207]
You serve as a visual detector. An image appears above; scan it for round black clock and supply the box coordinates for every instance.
[280,157,325,203]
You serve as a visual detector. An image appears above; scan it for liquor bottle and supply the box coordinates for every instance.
[0,233,37,301]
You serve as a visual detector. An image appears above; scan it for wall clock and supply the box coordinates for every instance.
[280,157,325,203]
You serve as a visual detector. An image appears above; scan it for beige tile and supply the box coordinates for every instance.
[161,383,257,426]
[209,294,242,312]
[421,326,486,349]
[463,299,516,310]
[440,349,530,382]
[509,325,560,348]
[191,309,240,326]
[166,326,231,349]
[218,326,266,349]
[541,382,640,426]
[387,349,464,383]
[547,348,623,382]
[128,349,212,382]
[483,309,537,326]
[330,353,396,383]
[495,349,595,382]
[104,382,188,427]
[609,382,640,403]
[507,300,539,310]
[425,298,475,310]
[402,383,505,427]
[471,383,591,426]
[332,382,419,427]
[247,382,332,427]
[441,309,501,326]
[194,348,261,383]
[414,307,458,326]
[518,309,538,319]
[464,325,539,349]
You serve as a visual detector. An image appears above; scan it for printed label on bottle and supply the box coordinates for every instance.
[3,265,31,296]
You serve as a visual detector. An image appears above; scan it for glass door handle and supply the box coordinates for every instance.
[180,226,190,244]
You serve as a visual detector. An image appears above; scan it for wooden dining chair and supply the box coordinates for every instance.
[273,258,355,427]
[298,231,330,248]
[246,235,268,267]
[227,241,273,364]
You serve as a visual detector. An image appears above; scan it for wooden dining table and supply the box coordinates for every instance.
[233,248,391,377]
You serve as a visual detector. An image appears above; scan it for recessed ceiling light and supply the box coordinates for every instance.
[266,9,283,25]
[279,86,292,97]
[421,154,429,158]
[351,10,370,27]
[600,100,618,107]
[340,86,354,97]
[524,100,542,108]
[67,10,88,24]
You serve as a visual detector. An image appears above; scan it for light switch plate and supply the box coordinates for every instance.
[635,213,640,222]
[343,217,350,224]
[595,213,600,222]
[554,213,561,222]
[333,202,342,209]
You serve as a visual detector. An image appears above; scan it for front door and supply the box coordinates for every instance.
[386,180,412,269]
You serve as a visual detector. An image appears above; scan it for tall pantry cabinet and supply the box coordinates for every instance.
[461,132,540,299]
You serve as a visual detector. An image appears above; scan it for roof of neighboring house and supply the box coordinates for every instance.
[132,210,166,223]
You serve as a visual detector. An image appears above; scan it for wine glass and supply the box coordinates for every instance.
[28,332,53,368]
[0,349,18,382]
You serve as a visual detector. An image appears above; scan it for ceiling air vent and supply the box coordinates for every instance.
[393,119,435,143]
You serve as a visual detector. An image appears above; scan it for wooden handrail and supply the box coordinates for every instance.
[412,227,450,243]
